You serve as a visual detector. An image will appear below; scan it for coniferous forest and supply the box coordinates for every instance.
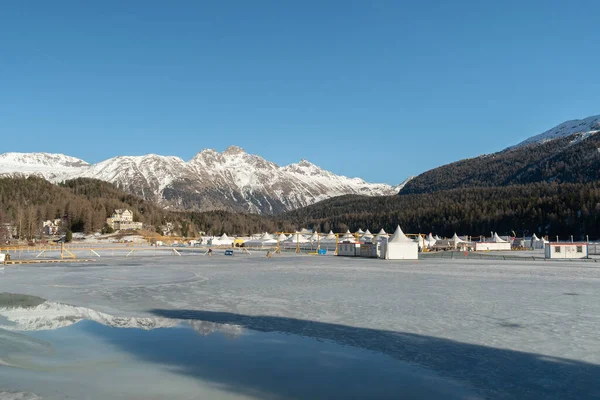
[282,182,600,240]
[0,177,291,239]
[1,176,600,240]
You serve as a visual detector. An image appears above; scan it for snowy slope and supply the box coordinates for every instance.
[0,152,89,181]
[513,114,600,148]
[0,147,403,214]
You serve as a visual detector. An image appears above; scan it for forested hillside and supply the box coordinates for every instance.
[0,177,290,239]
[283,182,600,239]
[401,132,600,194]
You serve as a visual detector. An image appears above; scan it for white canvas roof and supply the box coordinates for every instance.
[434,235,441,240]
[356,228,364,234]
[220,233,230,240]
[361,228,374,241]
[342,230,354,239]
[277,233,287,242]
[323,231,337,241]
[375,228,388,241]
[309,232,319,241]
[260,232,274,241]
[388,226,413,244]
[492,232,507,243]
[532,233,540,241]
[286,233,309,243]
[451,233,465,243]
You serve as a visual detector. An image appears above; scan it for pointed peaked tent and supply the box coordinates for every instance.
[260,232,275,241]
[356,228,365,234]
[474,232,511,251]
[531,233,546,249]
[413,234,425,248]
[277,233,288,242]
[341,230,356,243]
[361,229,374,242]
[375,228,388,242]
[309,232,320,242]
[491,232,507,243]
[425,233,437,248]
[286,232,309,243]
[434,235,442,240]
[382,226,418,260]
[451,233,465,243]
[245,232,277,247]
[212,233,234,246]
[320,230,337,243]
[449,233,471,250]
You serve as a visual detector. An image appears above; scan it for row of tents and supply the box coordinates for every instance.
[203,230,550,251]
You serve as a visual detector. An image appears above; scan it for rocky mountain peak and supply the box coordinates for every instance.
[223,145,246,155]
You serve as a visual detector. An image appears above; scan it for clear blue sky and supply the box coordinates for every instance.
[1,1,598,185]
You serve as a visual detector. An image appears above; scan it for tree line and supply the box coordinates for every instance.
[0,177,293,239]
[281,182,600,240]
[2,176,599,241]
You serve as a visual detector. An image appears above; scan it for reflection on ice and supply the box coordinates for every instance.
[0,294,244,338]
[0,294,478,400]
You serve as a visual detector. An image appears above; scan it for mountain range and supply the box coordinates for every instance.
[1,114,598,218]
[0,146,407,214]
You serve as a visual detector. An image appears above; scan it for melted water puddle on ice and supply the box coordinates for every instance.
[0,294,479,400]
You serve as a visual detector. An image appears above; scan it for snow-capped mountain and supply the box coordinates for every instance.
[0,147,406,214]
[512,114,600,148]
[0,152,89,181]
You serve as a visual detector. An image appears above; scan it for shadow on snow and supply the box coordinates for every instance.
[101,309,600,399]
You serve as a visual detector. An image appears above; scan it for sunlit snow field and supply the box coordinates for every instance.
[0,253,599,399]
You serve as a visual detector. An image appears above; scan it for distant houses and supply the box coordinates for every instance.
[42,219,63,236]
[107,209,143,231]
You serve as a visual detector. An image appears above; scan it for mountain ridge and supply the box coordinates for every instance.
[511,114,600,149]
[401,114,600,195]
[0,147,406,214]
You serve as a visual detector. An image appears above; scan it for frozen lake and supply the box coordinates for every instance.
[0,254,599,399]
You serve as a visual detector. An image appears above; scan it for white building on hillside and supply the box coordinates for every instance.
[107,209,143,231]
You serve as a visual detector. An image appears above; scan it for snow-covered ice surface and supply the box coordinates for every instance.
[0,254,599,399]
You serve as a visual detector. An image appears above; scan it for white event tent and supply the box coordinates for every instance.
[211,233,234,246]
[245,232,277,247]
[382,226,418,260]
[340,230,356,243]
[531,233,548,249]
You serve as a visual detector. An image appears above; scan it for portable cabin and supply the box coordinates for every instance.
[545,243,588,259]
[338,242,360,257]
[359,242,381,258]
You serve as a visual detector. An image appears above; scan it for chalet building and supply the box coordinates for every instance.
[107,209,143,231]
